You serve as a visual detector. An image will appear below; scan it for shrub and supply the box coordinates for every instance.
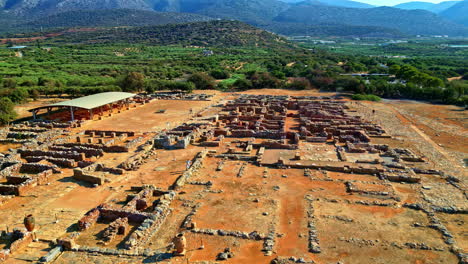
[30,89,40,100]
[9,88,29,103]
[3,78,17,89]
[352,94,381,102]
[188,73,216,90]
[233,79,253,91]
[0,97,17,125]
[210,69,230,79]
[287,78,312,90]
[120,72,145,92]
[250,72,281,89]
[168,81,195,93]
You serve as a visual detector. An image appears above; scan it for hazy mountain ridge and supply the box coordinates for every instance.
[0,0,467,37]
[394,1,460,13]
[274,4,468,36]
[440,0,468,26]
[0,0,152,16]
[0,8,212,33]
[28,9,212,28]
[282,0,374,8]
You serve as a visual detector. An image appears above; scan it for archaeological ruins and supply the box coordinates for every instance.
[0,90,466,263]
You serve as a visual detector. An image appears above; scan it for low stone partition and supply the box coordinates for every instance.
[99,206,151,223]
[254,141,296,150]
[154,134,192,149]
[306,196,321,253]
[345,181,395,198]
[19,163,60,174]
[305,137,327,143]
[119,142,154,171]
[0,162,21,179]
[78,208,101,231]
[412,168,442,175]
[9,127,48,133]
[72,192,176,253]
[73,163,124,185]
[337,148,347,161]
[190,228,266,240]
[172,150,208,190]
[49,146,104,158]
[0,229,33,262]
[19,150,86,162]
[382,171,421,183]
[99,166,124,175]
[123,191,176,250]
[6,132,38,139]
[24,156,77,168]
[28,120,78,129]
[0,169,54,196]
[102,217,129,244]
[383,148,424,163]
[276,160,384,175]
[123,137,145,151]
[73,169,104,185]
[124,188,155,211]
[85,130,135,137]
[0,139,31,144]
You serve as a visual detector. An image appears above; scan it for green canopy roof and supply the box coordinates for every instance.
[30,92,136,112]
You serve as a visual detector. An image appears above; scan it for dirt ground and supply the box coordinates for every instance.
[1,90,466,263]
[14,97,67,119]
[350,99,467,178]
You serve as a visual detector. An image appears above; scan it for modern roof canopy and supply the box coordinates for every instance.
[29,92,136,112]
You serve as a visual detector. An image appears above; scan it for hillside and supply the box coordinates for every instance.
[54,20,290,48]
[274,4,468,36]
[184,0,289,23]
[394,1,460,13]
[0,11,16,28]
[25,9,212,28]
[394,1,437,10]
[1,0,467,37]
[0,0,152,16]
[0,9,212,34]
[296,0,374,8]
[262,22,405,37]
[440,0,468,26]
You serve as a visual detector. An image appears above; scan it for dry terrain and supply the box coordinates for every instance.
[0,89,466,264]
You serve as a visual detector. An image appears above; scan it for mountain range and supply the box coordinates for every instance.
[394,1,460,13]
[440,0,468,26]
[0,0,467,37]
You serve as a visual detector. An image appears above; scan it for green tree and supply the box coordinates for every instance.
[233,79,253,91]
[120,72,145,92]
[448,80,468,99]
[210,69,230,79]
[3,78,17,89]
[188,73,216,90]
[30,89,40,100]
[9,88,29,103]
[287,78,312,90]
[0,97,17,125]
[250,72,281,89]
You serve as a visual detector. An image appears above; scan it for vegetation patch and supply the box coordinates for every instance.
[352,94,382,102]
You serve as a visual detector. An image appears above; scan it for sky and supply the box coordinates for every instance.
[357,0,447,5]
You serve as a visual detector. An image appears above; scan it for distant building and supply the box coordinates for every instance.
[203,50,214,56]
[8,46,28,49]
[378,63,389,69]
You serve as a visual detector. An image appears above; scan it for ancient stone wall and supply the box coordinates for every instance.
[78,208,101,231]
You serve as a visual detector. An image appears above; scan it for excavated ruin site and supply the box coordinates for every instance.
[0,90,466,264]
